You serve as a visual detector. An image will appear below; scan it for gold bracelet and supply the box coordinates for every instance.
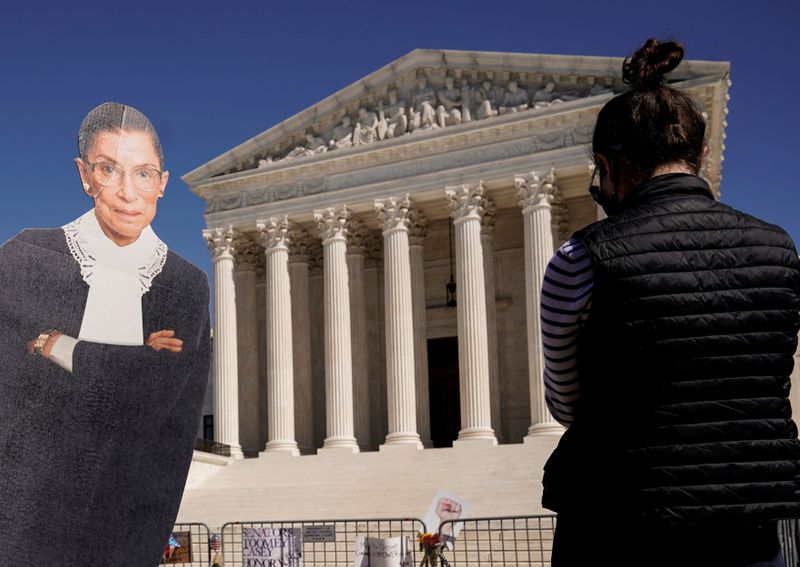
[32,329,58,357]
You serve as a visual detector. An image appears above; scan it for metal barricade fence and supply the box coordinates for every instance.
[438,515,556,567]
[161,522,213,566]
[436,515,799,567]
[221,517,426,566]
[779,518,800,567]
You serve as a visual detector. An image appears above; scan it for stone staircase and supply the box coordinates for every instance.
[177,435,559,531]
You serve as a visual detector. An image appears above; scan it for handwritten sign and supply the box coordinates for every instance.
[242,527,302,567]
[353,536,411,567]
[302,525,336,543]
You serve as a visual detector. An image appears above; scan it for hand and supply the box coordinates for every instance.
[27,331,63,358]
[436,497,462,538]
[146,329,183,353]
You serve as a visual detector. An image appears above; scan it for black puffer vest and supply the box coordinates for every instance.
[542,174,800,524]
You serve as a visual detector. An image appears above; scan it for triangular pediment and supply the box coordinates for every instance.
[183,48,729,187]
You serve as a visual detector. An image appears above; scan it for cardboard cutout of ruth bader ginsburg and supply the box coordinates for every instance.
[0,102,211,566]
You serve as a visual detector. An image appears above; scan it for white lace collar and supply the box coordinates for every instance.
[62,209,168,295]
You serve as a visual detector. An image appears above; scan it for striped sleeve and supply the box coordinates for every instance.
[540,238,593,426]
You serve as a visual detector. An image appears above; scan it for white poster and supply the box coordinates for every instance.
[242,527,302,567]
[353,536,412,567]
[423,489,471,541]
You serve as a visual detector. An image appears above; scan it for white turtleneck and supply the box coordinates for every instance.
[49,209,167,372]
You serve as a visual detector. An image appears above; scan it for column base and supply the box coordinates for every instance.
[525,422,565,439]
[380,432,423,451]
[228,445,245,460]
[263,440,300,456]
[318,436,360,454]
[455,427,497,446]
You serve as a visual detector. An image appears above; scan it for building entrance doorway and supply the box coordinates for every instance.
[427,337,461,448]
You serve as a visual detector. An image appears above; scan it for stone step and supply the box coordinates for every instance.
[177,436,559,530]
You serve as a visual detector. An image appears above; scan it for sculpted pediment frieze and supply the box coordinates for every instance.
[222,70,616,177]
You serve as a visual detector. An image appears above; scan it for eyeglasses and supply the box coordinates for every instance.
[86,160,164,193]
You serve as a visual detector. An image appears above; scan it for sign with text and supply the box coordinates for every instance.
[353,536,412,567]
[242,527,302,567]
[302,524,336,543]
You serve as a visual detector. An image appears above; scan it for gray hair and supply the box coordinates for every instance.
[77,102,165,169]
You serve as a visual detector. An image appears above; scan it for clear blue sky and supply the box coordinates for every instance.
[1,0,797,278]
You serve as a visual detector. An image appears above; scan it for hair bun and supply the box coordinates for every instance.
[622,39,684,89]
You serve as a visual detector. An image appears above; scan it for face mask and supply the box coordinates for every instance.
[588,162,625,216]
[590,185,624,216]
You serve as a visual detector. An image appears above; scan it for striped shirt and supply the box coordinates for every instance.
[540,238,594,426]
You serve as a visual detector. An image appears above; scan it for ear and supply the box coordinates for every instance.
[158,170,169,198]
[75,157,90,184]
[75,158,95,197]
[594,154,613,185]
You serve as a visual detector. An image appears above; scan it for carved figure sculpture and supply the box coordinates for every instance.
[587,76,613,96]
[436,76,463,128]
[329,116,354,149]
[475,80,498,120]
[499,80,529,114]
[305,133,327,154]
[532,81,559,108]
[410,76,438,132]
[377,90,408,140]
[353,107,379,146]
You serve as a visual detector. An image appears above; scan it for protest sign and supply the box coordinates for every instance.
[242,527,302,567]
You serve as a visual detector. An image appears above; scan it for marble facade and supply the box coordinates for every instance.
[187,49,731,457]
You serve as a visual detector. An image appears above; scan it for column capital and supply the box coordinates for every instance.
[257,216,290,252]
[516,169,559,211]
[203,225,236,260]
[313,206,349,243]
[446,181,485,222]
[346,215,370,255]
[481,196,497,238]
[375,195,413,233]
[287,223,314,263]
[232,234,264,270]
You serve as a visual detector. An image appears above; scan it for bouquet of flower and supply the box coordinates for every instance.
[418,532,449,567]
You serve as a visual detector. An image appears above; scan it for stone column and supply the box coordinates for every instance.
[375,196,422,449]
[481,198,504,443]
[308,243,327,448]
[288,224,315,454]
[233,235,263,456]
[516,169,565,437]
[313,206,359,453]
[257,217,300,455]
[364,231,387,447]
[444,183,497,445]
[203,226,244,459]
[408,209,433,448]
[347,217,373,451]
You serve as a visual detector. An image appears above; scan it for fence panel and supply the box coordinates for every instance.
[438,515,799,567]
[780,519,800,567]
[221,517,425,567]
[161,522,212,566]
[438,515,556,567]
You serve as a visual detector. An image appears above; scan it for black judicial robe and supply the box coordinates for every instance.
[0,227,211,566]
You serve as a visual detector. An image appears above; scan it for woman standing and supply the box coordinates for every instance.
[540,40,799,565]
[0,102,211,566]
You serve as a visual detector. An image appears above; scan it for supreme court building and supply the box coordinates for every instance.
[178,49,734,524]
